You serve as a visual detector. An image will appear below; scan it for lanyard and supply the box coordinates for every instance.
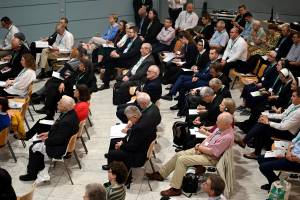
[57,32,66,45]
[185,12,192,23]
[75,72,86,85]
[16,68,27,78]
[285,105,300,118]
[230,36,240,50]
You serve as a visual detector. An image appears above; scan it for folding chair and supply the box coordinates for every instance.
[17,183,36,200]
[0,127,17,162]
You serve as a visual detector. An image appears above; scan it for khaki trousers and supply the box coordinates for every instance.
[39,48,60,70]
[159,148,218,189]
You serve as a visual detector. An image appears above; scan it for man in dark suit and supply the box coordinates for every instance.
[113,43,155,104]
[0,36,29,81]
[133,0,153,25]
[275,24,293,60]
[19,95,79,181]
[99,26,143,90]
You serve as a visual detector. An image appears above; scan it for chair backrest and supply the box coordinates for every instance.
[66,133,78,153]
[20,96,30,119]
[27,82,33,98]
[17,183,35,200]
[146,140,156,160]
[0,127,9,147]
[257,64,268,78]
[76,120,86,138]
[252,59,261,75]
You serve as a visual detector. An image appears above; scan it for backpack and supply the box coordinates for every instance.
[182,167,199,195]
[172,121,189,146]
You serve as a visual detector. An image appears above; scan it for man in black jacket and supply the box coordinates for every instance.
[133,0,152,25]
[19,95,79,181]
[0,36,29,81]
[275,24,293,60]
[99,26,142,90]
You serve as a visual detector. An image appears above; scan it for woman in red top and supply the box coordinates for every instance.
[74,84,90,122]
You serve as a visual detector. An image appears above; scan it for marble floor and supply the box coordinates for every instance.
[0,79,300,200]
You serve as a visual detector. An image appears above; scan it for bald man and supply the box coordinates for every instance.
[20,95,79,181]
[147,112,234,197]
[0,37,29,81]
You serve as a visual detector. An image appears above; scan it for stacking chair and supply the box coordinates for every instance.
[0,127,17,162]
[17,183,36,200]
[51,132,81,185]
[127,140,156,191]
[77,120,88,154]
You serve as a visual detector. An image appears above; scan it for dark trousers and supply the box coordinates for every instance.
[26,120,52,140]
[29,42,43,59]
[244,123,296,155]
[168,8,182,26]
[223,60,250,76]
[152,43,171,54]
[44,79,62,118]
[27,142,45,176]
[258,155,300,185]
[163,62,182,84]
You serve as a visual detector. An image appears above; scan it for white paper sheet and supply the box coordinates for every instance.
[0,81,6,87]
[250,91,262,97]
[102,43,115,48]
[52,71,64,80]
[274,141,290,150]
[56,57,70,61]
[39,120,55,126]
[162,52,175,62]
[264,150,286,158]
[110,124,127,139]
[58,48,70,54]
[29,134,42,142]
[189,109,198,115]
[8,101,24,109]
[172,61,186,65]
[0,61,8,65]
[189,127,208,139]
[181,68,193,72]
[35,41,49,48]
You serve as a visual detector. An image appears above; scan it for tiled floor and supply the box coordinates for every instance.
[1,79,300,200]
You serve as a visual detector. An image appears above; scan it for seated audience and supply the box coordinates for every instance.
[231,4,248,30]
[247,20,266,56]
[240,12,253,41]
[221,27,248,76]
[133,0,152,27]
[257,131,300,191]
[19,95,79,181]
[175,3,199,31]
[30,17,69,59]
[0,167,17,200]
[37,23,74,79]
[274,23,293,60]
[116,65,162,123]
[285,32,300,77]
[152,18,175,54]
[99,26,142,90]
[146,112,234,197]
[0,35,29,81]
[137,5,150,36]
[196,13,215,40]
[163,31,198,84]
[0,16,19,58]
[83,14,119,52]
[104,161,128,200]
[74,84,91,122]
[140,9,162,44]
[84,183,107,200]
[0,53,36,97]
[202,174,227,200]
[209,20,229,53]
[167,0,186,25]
[0,97,10,132]
[243,88,300,160]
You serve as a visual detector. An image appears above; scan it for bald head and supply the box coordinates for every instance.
[216,112,234,131]
[57,95,75,112]
[136,92,151,109]
[147,65,160,80]
[11,37,22,50]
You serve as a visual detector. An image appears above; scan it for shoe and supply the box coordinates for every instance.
[236,105,246,111]
[98,84,110,91]
[260,184,271,191]
[19,174,37,181]
[161,94,173,101]
[235,139,246,148]
[102,164,110,170]
[35,107,47,114]
[160,188,182,197]
[243,152,257,160]
[35,106,47,114]
[170,104,179,110]
[240,109,251,116]
[174,96,179,100]
[146,172,164,181]
[177,111,185,117]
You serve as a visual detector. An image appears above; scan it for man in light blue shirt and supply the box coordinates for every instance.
[240,12,253,41]
[258,131,300,191]
[209,20,229,52]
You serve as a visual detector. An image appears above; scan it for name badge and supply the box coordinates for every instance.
[268,88,273,93]
[261,77,265,81]
[73,85,76,90]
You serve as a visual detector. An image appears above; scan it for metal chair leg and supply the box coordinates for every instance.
[80,137,88,154]
[231,77,238,89]
[149,158,155,173]
[73,150,81,169]
[31,103,36,111]
[87,116,93,127]
[7,140,17,162]
[126,169,132,189]
[89,109,92,116]
[21,140,26,148]
[84,126,90,140]
[25,118,30,129]
[152,151,156,159]
[63,161,74,185]
[28,108,34,122]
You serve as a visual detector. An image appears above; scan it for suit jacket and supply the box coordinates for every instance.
[182,43,198,69]
[216,85,232,99]
[201,95,223,126]
[141,77,162,103]
[144,19,163,44]
[195,50,210,71]
[7,45,30,79]
[261,63,278,89]
[117,37,143,67]
[45,110,79,158]
[275,36,293,60]
[126,54,155,83]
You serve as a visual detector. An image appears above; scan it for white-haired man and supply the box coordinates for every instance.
[19,95,79,181]
[147,112,234,197]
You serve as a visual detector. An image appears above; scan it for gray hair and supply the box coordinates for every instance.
[136,92,151,105]
[217,20,226,28]
[148,65,160,77]
[209,78,222,86]
[200,86,215,97]
[126,22,135,28]
[85,183,106,200]
[61,95,75,111]
[124,105,142,119]
[142,43,152,52]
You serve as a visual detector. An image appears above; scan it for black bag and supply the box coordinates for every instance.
[182,167,199,194]
[112,82,121,105]
[112,82,132,105]
[172,121,189,146]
